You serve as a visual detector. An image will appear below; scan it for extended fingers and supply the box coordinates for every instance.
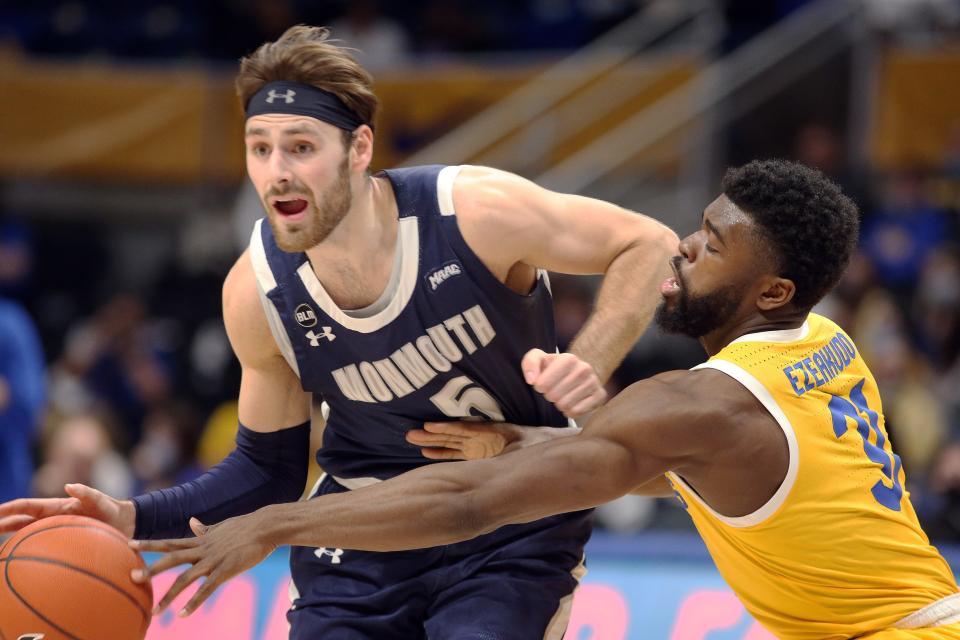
[0,514,37,533]
[153,562,210,614]
[420,448,466,460]
[130,549,201,582]
[178,573,224,617]
[405,429,465,449]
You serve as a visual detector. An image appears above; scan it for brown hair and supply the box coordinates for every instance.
[236,25,379,133]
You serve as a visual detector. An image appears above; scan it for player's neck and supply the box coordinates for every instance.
[699,310,809,356]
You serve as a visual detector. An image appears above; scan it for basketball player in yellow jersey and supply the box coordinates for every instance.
[135,159,959,638]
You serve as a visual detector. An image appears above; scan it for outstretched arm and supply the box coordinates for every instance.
[135,369,745,616]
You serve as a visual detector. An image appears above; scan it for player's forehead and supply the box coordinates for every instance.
[703,194,757,242]
[244,114,334,138]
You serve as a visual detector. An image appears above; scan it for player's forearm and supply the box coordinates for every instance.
[260,434,633,552]
[570,226,676,383]
[262,461,501,551]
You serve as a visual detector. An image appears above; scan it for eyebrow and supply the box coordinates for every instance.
[244,126,321,137]
[704,217,727,246]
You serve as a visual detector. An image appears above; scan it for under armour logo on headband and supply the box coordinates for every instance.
[247,81,368,132]
[266,89,296,104]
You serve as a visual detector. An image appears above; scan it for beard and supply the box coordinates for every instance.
[266,156,352,253]
[655,279,747,338]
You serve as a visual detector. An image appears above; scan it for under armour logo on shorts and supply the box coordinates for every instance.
[266,89,296,104]
[315,547,344,564]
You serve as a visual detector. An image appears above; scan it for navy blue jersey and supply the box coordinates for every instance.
[250,165,568,480]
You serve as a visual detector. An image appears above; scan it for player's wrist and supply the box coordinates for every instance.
[118,500,137,538]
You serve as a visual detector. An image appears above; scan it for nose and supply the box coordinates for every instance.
[266,149,293,185]
[678,232,696,262]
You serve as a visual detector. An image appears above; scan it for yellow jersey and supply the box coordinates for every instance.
[667,313,959,639]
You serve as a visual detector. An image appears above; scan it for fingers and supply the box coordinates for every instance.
[422,421,488,437]
[405,429,466,450]
[521,349,552,385]
[153,562,209,614]
[65,484,116,522]
[530,354,602,415]
[0,514,37,534]
[131,537,200,554]
[179,573,224,617]
[533,353,591,394]
[567,388,608,417]
[420,448,466,460]
[0,497,69,519]
[189,518,209,537]
[131,548,200,588]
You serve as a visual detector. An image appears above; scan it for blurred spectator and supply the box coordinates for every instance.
[32,409,133,499]
[862,172,951,293]
[130,401,204,493]
[0,297,46,503]
[50,293,173,447]
[330,0,410,70]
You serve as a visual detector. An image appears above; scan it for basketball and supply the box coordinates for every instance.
[0,515,153,640]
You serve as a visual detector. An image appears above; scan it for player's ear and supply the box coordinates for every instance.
[757,276,795,311]
[349,125,374,173]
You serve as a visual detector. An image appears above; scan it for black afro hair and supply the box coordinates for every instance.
[722,159,860,310]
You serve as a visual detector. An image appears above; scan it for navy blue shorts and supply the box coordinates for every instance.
[287,475,593,639]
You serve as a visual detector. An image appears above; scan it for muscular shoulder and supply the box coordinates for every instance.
[451,166,555,232]
[222,250,283,369]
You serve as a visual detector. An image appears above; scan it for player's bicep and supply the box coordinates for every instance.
[238,360,310,431]
[222,251,311,432]
[453,166,673,276]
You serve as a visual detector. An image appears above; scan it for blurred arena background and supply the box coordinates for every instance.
[2,0,960,637]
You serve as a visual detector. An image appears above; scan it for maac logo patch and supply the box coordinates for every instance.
[425,260,463,292]
[294,303,318,328]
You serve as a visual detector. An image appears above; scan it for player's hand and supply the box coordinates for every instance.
[0,483,135,537]
[522,348,607,418]
[131,514,276,618]
[406,421,580,460]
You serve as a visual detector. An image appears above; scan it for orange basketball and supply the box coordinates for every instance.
[0,515,153,640]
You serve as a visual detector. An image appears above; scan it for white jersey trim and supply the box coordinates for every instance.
[296,216,420,334]
[437,165,463,216]
[729,320,810,345]
[250,220,300,378]
[250,218,277,292]
[543,554,587,640]
[893,592,960,628]
[668,359,800,528]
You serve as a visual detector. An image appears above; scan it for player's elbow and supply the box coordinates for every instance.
[638,221,679,258]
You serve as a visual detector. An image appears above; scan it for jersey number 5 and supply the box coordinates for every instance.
[828,378,904,511]
[430,375,505,421]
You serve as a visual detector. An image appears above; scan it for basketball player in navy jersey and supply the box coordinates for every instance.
[0,25,675,638]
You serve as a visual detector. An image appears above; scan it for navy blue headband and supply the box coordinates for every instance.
[245,81,367,131]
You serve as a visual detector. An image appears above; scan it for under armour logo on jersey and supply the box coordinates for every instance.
[266,89,296,104]
[306,327,336,346]
[315,547,344,564]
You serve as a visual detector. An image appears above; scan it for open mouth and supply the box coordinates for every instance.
[661,258,683,297]
[272,198,309,216]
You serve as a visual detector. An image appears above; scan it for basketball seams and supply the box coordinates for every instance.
[5,556,151,625]
[3,521,151,638]
[4,551,83,640]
